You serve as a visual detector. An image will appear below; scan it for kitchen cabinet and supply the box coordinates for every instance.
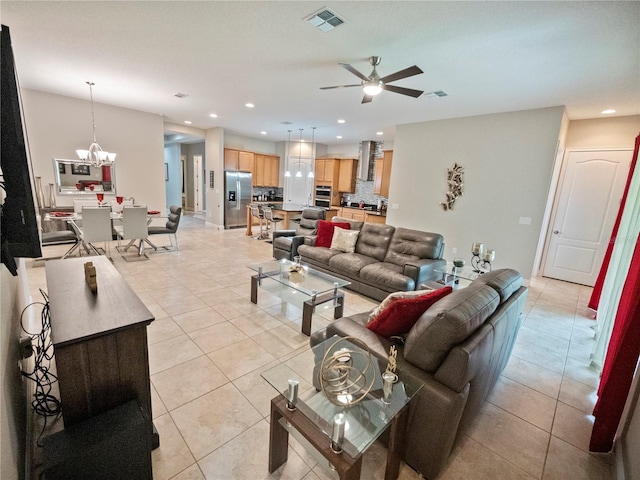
[239,151,254,171]
[254,154,280,187]
[315,158,338,185]
[314,157,356,201]
[339,207,365,222]
[373,150,393,197]
[338,158,357,193]
[224,149,254,173]
[365,212,387,224]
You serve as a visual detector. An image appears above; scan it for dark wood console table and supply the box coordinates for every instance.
[46,256,158,448]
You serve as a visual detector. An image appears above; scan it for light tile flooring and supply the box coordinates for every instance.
[26,215,614,480]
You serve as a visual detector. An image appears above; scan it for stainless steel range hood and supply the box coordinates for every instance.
[358,141,376,181]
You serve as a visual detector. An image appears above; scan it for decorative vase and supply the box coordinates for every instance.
[34,176,45,209]
[48,183,56,208]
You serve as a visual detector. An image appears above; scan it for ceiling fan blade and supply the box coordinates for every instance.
[361,94,374,104]
[340,63,369,81]
[383,84,424,98]
[320,84,361,90]
[379,65,423,84]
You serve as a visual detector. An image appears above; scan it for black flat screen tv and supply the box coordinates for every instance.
[1,24,42,275]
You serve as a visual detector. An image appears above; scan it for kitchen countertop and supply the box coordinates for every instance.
[337,205,387,217]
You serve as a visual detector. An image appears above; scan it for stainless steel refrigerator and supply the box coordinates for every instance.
[224,171,252,229]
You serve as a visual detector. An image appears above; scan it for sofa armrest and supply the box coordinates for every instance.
[403,258,446,288]
[272,230,296,240]
[303,235,317,246]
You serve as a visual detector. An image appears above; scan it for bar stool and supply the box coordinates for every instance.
[262,207,283,240]
[250,204,266,240]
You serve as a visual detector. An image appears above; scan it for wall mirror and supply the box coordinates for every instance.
[53,158,116,194]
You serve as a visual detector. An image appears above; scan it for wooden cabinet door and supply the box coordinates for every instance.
[338,159,357,193]
[373,151,393,197]
[224,149,239,170]
[373,159,384,195]
[380,150,393,197]
[324,159,336,181]
[239,151,254,172]
[315,159,326,182]
[268,156,280,186]
[254,155,265,186]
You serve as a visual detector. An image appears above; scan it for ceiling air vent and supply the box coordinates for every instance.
[307,8,345,32]
[425,90,448,99]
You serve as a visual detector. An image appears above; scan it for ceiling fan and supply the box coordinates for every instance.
[320,56,424,104]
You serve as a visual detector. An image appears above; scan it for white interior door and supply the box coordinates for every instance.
[193,155,203,212]
[543,149,631,285]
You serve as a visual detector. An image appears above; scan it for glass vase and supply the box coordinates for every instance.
[48,183,56,208]
[34,176,45,209]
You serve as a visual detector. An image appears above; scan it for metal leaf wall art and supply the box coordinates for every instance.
[440,163,464,211]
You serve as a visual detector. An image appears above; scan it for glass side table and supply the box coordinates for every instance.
[262,336,423,480]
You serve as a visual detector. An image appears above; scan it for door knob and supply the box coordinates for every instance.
[553,230,560,234]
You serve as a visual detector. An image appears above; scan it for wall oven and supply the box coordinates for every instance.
[314,185,332,208]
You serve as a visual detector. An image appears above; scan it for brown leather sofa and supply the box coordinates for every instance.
[310,269,527,479]
[297,217,446,301]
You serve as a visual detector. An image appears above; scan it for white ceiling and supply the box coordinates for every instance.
[3,1,639,145]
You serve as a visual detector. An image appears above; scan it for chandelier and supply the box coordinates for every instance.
[75,81,117,166]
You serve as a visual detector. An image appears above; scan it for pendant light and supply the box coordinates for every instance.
[295,128,303,178]
[308,127,315,178]
[75,81,117,166]
[284,130,292,177]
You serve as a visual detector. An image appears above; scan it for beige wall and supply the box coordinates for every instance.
[565,115,640,149]
[388,106,565,278]
[0,263,29,480]
[22,89,166,210]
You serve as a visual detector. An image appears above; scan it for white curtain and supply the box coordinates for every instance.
[591,157,640,370]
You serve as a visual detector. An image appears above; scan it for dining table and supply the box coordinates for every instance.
[44,209,166,258]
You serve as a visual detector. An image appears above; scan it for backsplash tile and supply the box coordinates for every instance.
[341,180,387,206]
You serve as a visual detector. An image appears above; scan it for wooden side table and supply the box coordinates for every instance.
[46,256,158,448]
[268,394,410,480]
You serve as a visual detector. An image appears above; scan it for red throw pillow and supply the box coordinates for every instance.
[367,286,453,337]
[315,220,350,248]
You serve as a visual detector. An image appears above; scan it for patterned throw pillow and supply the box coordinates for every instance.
[366,286,453,337]
[316,220,351,248]
[368,287,435,323]
[330,228,359,253]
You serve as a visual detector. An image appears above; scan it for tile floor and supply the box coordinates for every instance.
[26,215,614,480]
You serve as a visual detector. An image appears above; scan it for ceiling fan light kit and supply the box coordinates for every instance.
[321,56,425,103]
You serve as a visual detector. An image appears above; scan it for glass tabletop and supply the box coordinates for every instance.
[434,262,481,282]
[248,259,350,297]
[261,336,423,458]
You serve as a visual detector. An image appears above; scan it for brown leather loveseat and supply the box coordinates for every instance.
[310,269,527,479]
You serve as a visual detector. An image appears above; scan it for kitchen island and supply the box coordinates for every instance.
[245,204,338,236]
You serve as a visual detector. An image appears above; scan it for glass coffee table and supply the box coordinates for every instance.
[433,262,481,288]
[261,336,423,480]
[249,259,350,336]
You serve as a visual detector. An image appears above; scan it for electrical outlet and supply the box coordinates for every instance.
[19,336,33,359]
[391,203,399,210]
[452,247,457,254]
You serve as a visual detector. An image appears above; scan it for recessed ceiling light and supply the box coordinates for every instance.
[184,121,192,125]
[209,113,218,118]
[601,109,616,115]
[376,131,383,136]
[337,119,346,124]
[336,135,343,139]
[260,131,267,135]
[245,103,255,108]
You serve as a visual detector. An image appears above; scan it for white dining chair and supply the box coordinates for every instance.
[74,198,100,213]
[114,206,149,257]
[80,206,113,256]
